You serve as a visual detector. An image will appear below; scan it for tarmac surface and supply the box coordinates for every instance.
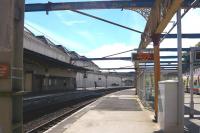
[45,88,159,133]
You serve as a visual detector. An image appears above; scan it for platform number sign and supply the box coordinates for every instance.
[0,64,9,78]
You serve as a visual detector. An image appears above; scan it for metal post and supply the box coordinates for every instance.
[135,64,138,95]
[121,77,123,87]
[143,69,146,102]
[189,50,194,118]
[84,78,86,90]
[105,75,108,88]
[152,34,161,122]
[177,9,184,132]
[0,0,24,133]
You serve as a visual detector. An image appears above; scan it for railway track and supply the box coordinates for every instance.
[25,99,96,133]
[24,87,132,132]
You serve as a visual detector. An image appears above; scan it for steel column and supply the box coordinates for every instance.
[189,50,194,118]
[135,62,139,95]
[0,0,24,133]
[152,34,161,122]
[177,9,184,132]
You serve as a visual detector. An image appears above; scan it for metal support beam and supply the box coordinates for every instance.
[139,64,178,67]
[139,0,183,49]
[72,56,179,61]
[177,9,184,132]
[136,48,190,52]
[160,33,200,39]
[100,68,135,70]
[0,0,24,133]
[100,67,177,70]
[144,60,186,64]
[24,0,198,12]
[25,1,155,12]
[152,34,161,122]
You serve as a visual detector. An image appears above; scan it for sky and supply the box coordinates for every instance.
[25,0,200,72]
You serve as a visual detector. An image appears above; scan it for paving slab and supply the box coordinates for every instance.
[46,89,159,133]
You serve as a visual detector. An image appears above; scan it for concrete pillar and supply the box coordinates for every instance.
[0,0,24,132]
[152,34,161,122]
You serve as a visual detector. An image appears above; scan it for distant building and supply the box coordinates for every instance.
[23,28,86,92]
[68,51,128,89]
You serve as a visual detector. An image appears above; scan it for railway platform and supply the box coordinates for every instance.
[45,88,159,133]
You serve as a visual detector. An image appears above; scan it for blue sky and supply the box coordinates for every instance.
[25,1,200,71]
[25,0,146,55]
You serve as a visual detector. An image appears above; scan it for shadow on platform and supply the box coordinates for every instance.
[94,97,142,111]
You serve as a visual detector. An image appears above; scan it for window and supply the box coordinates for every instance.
[49,79,51,86]
[64,80,66,86]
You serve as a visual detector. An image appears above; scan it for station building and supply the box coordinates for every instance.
[23,28,133,93]
[67,51,129,89]
[23,28,88,92]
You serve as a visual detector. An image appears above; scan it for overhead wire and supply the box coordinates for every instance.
[102,49,135,58]
[70,10,143,34]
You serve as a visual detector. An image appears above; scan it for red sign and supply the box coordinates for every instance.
[0,64,9,78]
[132,53,154,61]
[136,53,154,60]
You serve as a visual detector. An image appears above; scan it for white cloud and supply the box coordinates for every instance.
[85,43,134,57]
[62,20,86,26]
[55,11,86,26]
[83,43,135,72]
[164,8,200,33]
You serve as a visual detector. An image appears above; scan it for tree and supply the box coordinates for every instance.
[182,52,190,73]
[195,42,200,47]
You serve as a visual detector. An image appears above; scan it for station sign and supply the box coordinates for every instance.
[131,53,154,61]
[0,64,9,78]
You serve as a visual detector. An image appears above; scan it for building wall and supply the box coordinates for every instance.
[24,61,77,92]
[48,68,76,78]
[23,31,77,92]
[24,32,70,63]
[72,60,99,72]
[76,72,122,88]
